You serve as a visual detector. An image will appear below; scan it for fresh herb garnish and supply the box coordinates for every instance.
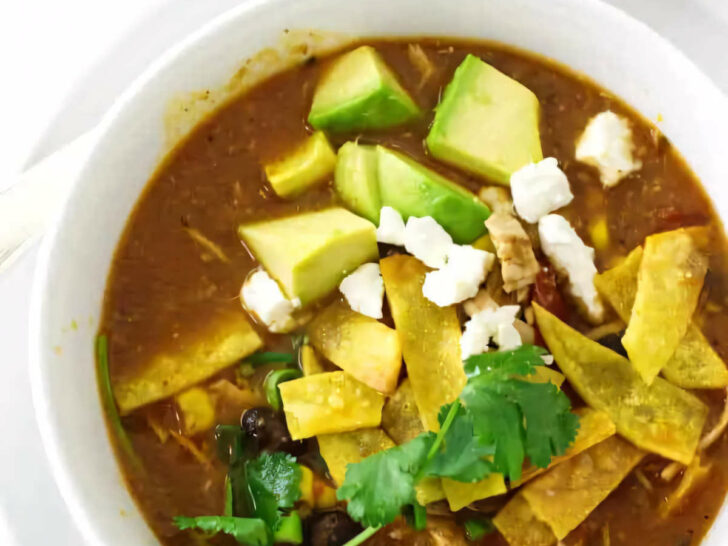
[96,334,142,471]
[463,518,495,541]
[175,452,303,545]
[338,345,580,537]
[173,516,269,545]
[245,452,302,531]
[246,351,295,365]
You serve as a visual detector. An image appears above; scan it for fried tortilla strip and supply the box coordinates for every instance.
[280,371,384,439]
[515,408,616,486]
[379,377,446,505]
[381,255,466,431]
[382,379,425,445]
[493,494,556,546]
[522,436,646,540]
[621,229,708,384]
[317,428,395,486]
[534,303,707,464]
[382,255,471,509]
[114,312,262,414]
[441,474,507,512]
[595,245,728,389]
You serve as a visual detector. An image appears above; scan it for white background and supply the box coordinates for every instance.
[1,0,728,544]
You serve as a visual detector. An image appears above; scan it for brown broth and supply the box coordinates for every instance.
[100,38,728,546]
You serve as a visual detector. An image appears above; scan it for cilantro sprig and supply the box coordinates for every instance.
[338,345,580,535]
[174,451,302,545]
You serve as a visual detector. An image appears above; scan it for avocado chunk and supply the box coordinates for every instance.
[238,208,378,306]
[334,142,381,223]
[264,131,336,198]
[376,146,490,243]
[426,54,543,185]
[308,45,420,132]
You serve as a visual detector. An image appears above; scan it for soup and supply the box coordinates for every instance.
[99,38,728,546]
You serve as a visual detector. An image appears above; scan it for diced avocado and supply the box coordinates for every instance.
[273,511,303,544]
[376,146,490,244]
[334,142,381,223]
[426,54,543,185]
[238,208,378,306]
[308,299,402,394]
[308,45,420,132]
[279,371,384,439]
[264,131,336,198]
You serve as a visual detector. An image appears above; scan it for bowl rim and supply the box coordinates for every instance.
[28,0,728,544]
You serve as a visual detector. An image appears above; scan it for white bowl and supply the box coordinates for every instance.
[29,0,728,544]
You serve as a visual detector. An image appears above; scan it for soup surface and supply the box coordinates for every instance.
[100,38,728,546]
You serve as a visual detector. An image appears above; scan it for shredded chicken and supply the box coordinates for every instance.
[463,288,499,317]
[479,186,513,214]
[408,43,435,88]
[484,212,540,293]
[633,468,653,492]
[169,429,211,466]
[184,226,230,263]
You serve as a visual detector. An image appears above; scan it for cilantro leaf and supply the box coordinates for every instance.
[337,433,434,527]
[245,452,302,530]
[173,516,269,545]
[423,404,495,482]
[460,345,579,480]
[463,344,547,381]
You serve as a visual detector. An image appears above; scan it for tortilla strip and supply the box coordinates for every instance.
[317,428,395,486]
[381,255,466,431]
[534,303,707,464]
[441,474,507,512]
[621,229,708,384]
[493,494,556,546]
[522,436,646,540]
[114,312,262,414]
[382,379,425,445]
[515,408,616,486]
[595,246,728,389]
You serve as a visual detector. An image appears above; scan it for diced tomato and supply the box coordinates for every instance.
[654,206,707,231]
[533,265,569,323]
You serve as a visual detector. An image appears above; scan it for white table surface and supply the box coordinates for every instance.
[2,0,728,544]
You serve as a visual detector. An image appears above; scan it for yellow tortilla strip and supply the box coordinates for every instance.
[380,255,466,431]
[520,366,565,388]
[534,304,707,464]
[415,478,447,506]
[595,246,728,389]
[522,436,645,540]
[280,371,384,439]
[441,474,507,512]
[621,229,708,384]
[114,312,262,414]
[317,428,394,486]
[515,408,616,487]
[382,379,425,445]
[300,345,325,376]
[493,494,556,546]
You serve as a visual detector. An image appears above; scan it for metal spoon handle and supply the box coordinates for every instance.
[0,130,97,274]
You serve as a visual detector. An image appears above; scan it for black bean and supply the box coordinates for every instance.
[240,407,306,456]
[597,332,627,357]
[305,511,363,546]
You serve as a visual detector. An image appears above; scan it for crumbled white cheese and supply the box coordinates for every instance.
[496,323,522,351]
[339,262,384,319]
[538,214,605,322]
[376,206,406,246]
[541,355,555,366]
[510,157,574,223]
[575,111,642,187]
[460,305,522,359]
[422,244,495,307]
[403,216,453,268]
[241,268,298,333]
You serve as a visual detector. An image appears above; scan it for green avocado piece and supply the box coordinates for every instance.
[376,146,490,244]
[426,54,543,185]
[238,208,378,306]
[308,45,420,132]
[334,142,381,223]
[264,131,337,198]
